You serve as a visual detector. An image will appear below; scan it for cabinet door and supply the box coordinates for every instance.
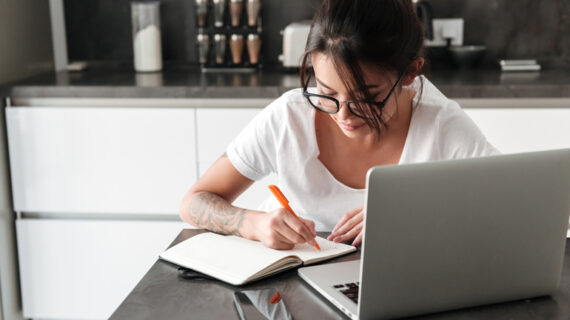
[6,107,196,215]
[16,219,186,319]
[464,108,570,154]
[196,108,277,210]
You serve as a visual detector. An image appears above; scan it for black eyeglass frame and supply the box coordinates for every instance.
[302,72,405,119]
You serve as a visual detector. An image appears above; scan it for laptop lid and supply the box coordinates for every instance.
[359,149,570,320]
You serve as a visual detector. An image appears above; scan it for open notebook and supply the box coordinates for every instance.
[159,232,357,286]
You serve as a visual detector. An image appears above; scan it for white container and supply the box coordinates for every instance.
[131,1,163,72]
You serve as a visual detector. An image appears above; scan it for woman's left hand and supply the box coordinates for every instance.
[327,206,364,246]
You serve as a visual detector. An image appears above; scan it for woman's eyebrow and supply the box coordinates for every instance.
[315,77,381,91]
[315,77,334,91]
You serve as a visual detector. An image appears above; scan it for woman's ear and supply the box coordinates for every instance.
[402,57,425,86]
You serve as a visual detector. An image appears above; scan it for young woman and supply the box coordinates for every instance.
[179,0,499,249]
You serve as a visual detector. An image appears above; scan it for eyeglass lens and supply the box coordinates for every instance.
[307,95,376,118]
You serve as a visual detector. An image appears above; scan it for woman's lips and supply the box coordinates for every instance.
[339,122,364,131]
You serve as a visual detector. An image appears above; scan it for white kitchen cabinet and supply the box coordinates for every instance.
[196,108,277,210]
[196,108,262,163]
[5,105,197,320]
[6,107,197,215]
[464,108,570,154]
[16,219,187,319]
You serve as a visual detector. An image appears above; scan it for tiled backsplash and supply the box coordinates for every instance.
[65,0,569,68]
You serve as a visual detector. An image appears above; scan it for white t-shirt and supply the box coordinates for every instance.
[227,76,500,231]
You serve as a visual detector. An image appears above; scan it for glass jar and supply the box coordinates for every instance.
[131,1,163,72]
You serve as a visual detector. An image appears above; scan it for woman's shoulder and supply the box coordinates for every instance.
[408,76,499,158]
[242,88,315,145]
[269,88,311,112]
[409,76,465,124]
[261,88,314,125]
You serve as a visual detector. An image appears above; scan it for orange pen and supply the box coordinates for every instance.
[269,290,281,304]
[268,185,321,250]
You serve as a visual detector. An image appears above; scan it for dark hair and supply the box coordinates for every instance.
[300,0,426,135]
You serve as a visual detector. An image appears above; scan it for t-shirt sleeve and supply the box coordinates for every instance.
[438,101,501,159]
[226,98,283,181]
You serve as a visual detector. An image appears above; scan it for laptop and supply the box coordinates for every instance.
[298,149,570,320]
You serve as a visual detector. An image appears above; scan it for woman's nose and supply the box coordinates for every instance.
[337,101,353,120]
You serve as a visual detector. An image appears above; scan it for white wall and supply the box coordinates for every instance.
[0,99,22,320]
[0,0,54,85]
[0,1,50,317]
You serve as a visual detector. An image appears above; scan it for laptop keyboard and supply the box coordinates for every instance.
[333,282,360,303]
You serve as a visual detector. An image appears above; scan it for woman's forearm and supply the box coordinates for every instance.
[180,191,259,239]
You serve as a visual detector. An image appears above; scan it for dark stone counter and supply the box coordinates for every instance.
[2,65,570,99]
[110,229,570,320]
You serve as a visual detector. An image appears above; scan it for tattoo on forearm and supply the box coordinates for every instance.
[189,192,246,236]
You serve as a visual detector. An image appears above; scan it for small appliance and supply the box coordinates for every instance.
[279,20,311,68]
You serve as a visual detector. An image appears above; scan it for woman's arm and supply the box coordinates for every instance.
[179,153,317,249]
[180,153,257,238]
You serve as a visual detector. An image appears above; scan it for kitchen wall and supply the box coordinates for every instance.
[431,0,570,67]
[64,0,570,68]
[0,0,54,85]
[65,0,321,66]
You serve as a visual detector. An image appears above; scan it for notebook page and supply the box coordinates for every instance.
[288,236,357,264]
[159,232,297,285]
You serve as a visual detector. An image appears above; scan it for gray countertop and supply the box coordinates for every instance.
[2,65,570,100]
[110,229,570,320]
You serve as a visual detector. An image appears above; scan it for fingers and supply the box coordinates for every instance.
[275,216,308,244]
[352,232,363,247]
[264,208,317,248]
[332,214,362,240]
[281,213,318,247]
[301,218,317,237]
[263,231,295,250]
[332,221,363,243]
[330,206,362,236]
[328,207,364,241]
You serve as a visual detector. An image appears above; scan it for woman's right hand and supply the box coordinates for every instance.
[251,208,317,250]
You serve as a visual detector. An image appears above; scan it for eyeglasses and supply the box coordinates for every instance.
[302,72,404,119]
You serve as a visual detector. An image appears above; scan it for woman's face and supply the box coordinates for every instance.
[311,52,401,140]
